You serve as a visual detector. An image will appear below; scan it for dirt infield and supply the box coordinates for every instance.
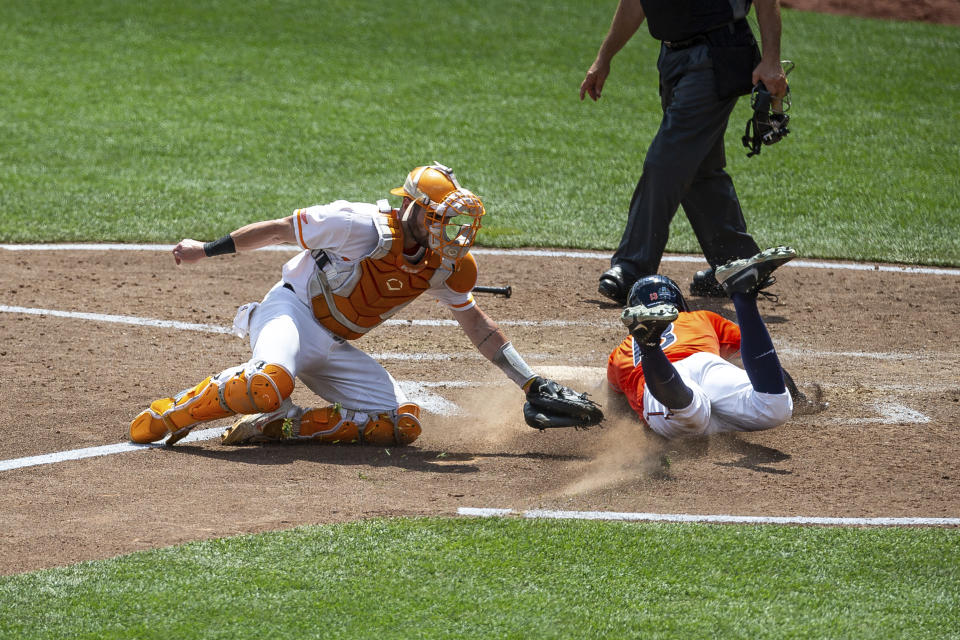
[1,245,958,574]
[2,0,958,579]
[783,0,960,25]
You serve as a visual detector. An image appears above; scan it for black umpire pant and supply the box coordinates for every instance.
[612,40,759,279]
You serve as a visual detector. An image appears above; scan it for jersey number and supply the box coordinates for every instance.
[632,322,676,365]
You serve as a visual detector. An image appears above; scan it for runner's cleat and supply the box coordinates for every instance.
[714,246,796,296]
[620,303,678,347]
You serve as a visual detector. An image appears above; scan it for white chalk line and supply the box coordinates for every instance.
[0,380,473,473]
[0,427,225,472]
[0,304,234,334]
[457,507,960,528]
[2,244,959,277]
[2,244,954,526]
[3,304,957,365]
[0,304,615,332]
[819,381,955,393]
[828,401,931,426]
[776,346,960,362]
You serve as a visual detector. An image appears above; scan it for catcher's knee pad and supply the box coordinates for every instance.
[129,361,294,444]
[219,361,295,414]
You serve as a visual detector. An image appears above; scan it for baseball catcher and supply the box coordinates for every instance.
[607,247,813,439]
[130,162,603,447]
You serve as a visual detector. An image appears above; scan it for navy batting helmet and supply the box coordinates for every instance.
[627,275,690,312]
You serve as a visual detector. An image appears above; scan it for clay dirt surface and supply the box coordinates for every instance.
[1,243,959,575]
[2,2,958,579]
[782,0,960,25]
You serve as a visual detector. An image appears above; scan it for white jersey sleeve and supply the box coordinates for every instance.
[281,201,382,304]
[291,200,380,257]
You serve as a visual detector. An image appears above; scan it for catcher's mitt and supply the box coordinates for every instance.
[523,376,604,430]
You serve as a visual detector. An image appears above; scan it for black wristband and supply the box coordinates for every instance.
[203,235,236,257]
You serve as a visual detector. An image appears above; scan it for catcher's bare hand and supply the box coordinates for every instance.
[172,239,206,265]
[523,376,604,430]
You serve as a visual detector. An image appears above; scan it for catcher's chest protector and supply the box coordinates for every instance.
[308,212,455,339]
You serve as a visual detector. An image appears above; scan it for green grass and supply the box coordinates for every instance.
[1,518,957,639]
[2,3,959,636]
[0,1,958,264]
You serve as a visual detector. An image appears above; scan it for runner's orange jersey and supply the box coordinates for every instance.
[607,310,742,418]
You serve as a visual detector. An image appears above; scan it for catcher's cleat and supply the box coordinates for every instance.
[689,267,726,298]
[165,426,194,447]
[597,265,632,305]
[621,303,679,348]
[221,398,302,445]
[714,246,796,296]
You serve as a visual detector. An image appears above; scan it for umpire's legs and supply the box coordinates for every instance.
[680,127,759,268]
[612,45,744,278]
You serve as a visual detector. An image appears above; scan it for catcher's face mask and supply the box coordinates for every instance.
[424,189,485,262]
[742,61,794,158]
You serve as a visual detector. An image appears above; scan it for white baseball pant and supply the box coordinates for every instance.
[643,352,793,439]
[235,282,407,413]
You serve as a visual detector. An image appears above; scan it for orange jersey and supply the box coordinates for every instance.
[607,310,741,418]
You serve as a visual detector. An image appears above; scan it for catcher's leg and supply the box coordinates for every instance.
[220,402,421,446]
[130,361,294,444]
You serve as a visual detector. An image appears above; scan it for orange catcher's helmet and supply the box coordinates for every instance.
[391,163,485,262]
[390,163,462,209]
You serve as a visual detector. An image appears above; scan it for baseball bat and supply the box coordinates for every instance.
[472,285,512,298]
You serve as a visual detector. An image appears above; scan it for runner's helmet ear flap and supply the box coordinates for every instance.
[627,275,689,312]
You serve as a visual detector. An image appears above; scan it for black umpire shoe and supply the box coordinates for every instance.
[598,265,632,305]
[689,267,726,298]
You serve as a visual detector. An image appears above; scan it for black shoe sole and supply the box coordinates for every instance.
[598,278,626,305]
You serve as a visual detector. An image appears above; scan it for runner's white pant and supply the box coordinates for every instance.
[236,283,407,412]
[643,352,792,439]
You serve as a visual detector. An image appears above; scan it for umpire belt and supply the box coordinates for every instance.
[662,34,708,50]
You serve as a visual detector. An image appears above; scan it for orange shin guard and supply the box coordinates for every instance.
[295,403,421,446]
[129,362,294,444]
[360,403,421,446]
[395,403,422,445]
[298,406,361,444]
[222,363,294,414]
